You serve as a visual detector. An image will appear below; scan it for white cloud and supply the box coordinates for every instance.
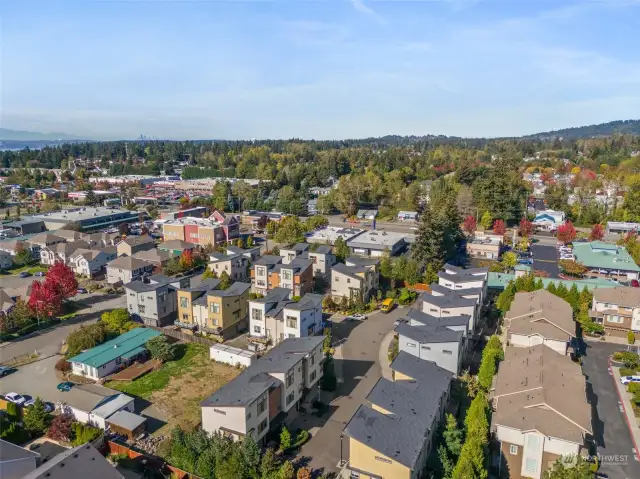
[348,0,386,24]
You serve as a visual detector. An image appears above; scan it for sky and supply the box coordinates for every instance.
[1,0,640,140]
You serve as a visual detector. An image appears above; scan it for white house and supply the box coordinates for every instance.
[70,248,117,277]
[106,256,154,284]
[57,383,135,430]
[533,209,566,232]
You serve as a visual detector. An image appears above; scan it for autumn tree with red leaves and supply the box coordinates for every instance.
[557,221,577,244]
[179,250,194,270]
[590,223,605,241]
[463,215,477,235]
[28,281,61,318]
[492,219,506,235]
[518,218,534,238]
[45,262,79,300]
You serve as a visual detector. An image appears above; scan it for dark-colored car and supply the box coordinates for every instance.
[76,288,88,294]
[632,279,640,288]
[19,271,32,278]
[57,382,74,392]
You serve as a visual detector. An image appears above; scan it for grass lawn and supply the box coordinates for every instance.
[106,343,241,433]
[1,264,48,276]
[58,301,81,320]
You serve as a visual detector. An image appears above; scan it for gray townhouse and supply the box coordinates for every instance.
[420,291,479,334]
[106,256,154,284]
[226,245,262,261]
[280,243,310,264]
[301,245,336,277]
[209,251,251,281]
[251,255,283,296]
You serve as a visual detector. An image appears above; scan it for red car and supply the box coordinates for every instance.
[632,279,639,288]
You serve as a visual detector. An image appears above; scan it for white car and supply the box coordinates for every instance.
[346,313,368,321]
[620,375,640,385]
[24,399,54,413]
[4,392,26,405]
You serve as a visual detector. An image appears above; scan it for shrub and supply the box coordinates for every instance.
[629,331,636,345]
[613,351,640,368]
[6,401,21,419]
[145,335,175,362]
[71,422,101,446]
[55,357,72,372]
[279,427,291,450]
[47,414,75,442]
[619,367,638,377]
[292,429,310,448]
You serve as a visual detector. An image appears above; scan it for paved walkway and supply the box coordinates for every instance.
[378,330,394,380]
[610,364,640,458]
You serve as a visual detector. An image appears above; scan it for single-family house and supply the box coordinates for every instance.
[590,286,640,337]
[106,256,154,284]
[56,383,135,429]
[116,235,155,257]
[69,248,117,277]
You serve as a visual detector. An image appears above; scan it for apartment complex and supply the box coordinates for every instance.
[505,290,576,354]
[492,344,592,479]
[161,214,239,248]
[343,351,452,479]
[590,286,640,337]
[251,256,313,298]
[201,336,324,443]
[330,257,380,303]
[249,288,323,344]
[175,279,251,340]
[347,230,407,257]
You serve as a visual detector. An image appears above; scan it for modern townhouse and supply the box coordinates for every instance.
[176,278,222,330]
[69,247,117,278]
[201,336,324,443]
[226,244,262,261]
[590,286,640,337]
[302,245,336,277]
[188,282,251,340]
[280,243,310,264]
[132,248,176,269]
[40,240,91,266]
[251,256,313,298]
[330,257,380,303]
[125,276,180,327]
[116,235,155,257]
[438,263,489,299]
[209,251,251,281]
[249,288,324,343]
[492,344,592,479]
[343,351,452,479]
[106,256,154,284]
[505,290,576,355]
[420,290,479,334]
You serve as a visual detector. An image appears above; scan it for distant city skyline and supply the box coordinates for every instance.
[2,0,640,141]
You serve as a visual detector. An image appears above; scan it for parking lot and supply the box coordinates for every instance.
[531,243,560,278]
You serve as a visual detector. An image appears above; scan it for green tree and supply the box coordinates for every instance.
[274,216,306,245]
[23,397,49,435]
[66,323,106,357]
[100,308,136,334]
[404,259,421,285]
[13,247,35,268]
[203,267,218,279]
[219,270,232,289]
[379,251,393,280]
[333,236,350,263]
[242,436,261,477]
[145,335,175,362]
[279,426,291,451]
[277,461,295,479]
[260,448,279,479]
[438,445,454,479]
[501,251,518,270]
[543,455,595,479]
[479,211,492,230]
[443,413,463,457]
[246,235,255,248]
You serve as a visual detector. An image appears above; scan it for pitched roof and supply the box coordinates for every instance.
[343,352,451,469]
[420,291,477,308]
[28,232,65,244]
[21,443,125,479]
[52,229,85,241]
[395,321,463,344]
[592,286,640,308]
[286,293,324,311]
[159,239,196,250]
[404,308,469,328]
[253,255,283,267]
[68,328,161,368]
[493,344,591,442]
[331,262,367,282]
[59,383,123,412]
[106,410,147,431]
[201,336,323,407]
[0,438,39,462]
[273,257,312,275]
[53,241,90,255]
[122,235,154,247]
[281,243,310,253]
[70,248,103,261]
[505,290,576,340]
[311,245,333,255]
[132,248,176,263]
[206,281,251,298]
[107,255,153,271]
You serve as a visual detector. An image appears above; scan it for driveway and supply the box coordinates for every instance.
[298,307,407,474]
[531,243,559,278]
[582,341,640,478]
[0,355,64,406]
[0,293,126,360]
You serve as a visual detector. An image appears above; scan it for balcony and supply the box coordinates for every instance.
[202,326,223,335]
[174,321,197,331]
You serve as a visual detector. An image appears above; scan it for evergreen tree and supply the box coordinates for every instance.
[546,282,557,295]
[23,397,49,435]
[241,436,261,476]
[260,448,279,479]
[479,211,492,230]
[333,236,350,262]
[443,413,463,457]
[555,283,569,299]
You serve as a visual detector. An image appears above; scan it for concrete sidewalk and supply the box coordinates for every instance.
[378,330,394,380]
[610,363,640,458]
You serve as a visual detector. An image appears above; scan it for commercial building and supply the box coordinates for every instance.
[249,288,323,343]
[32,207,138,231]
[67,190,118,203]
[467,231,503,259]
[201,336,324,443]
[161,206,209,220]
[397,210,418,222]
[572,241,640,281]
[347,230,407,257]
[106,256,154,284]
[176,280,251,340]
[89,175,179,186]
[590,286,640,337]
[533,209,566,231]
[305,226,364,245]
[330,257,380,303]
[607,221,640,235]
[343,351,452,479]
[492,344,592,479]
[68,328,161,380]
[505,290,575,354]
[162,215,239,247]
[240,210,285,226]
[2,218,46,235]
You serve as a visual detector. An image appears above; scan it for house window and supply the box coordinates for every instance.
[138,305,146,314]
[213,319,219,326]
[182,313,189,320]
[430,308,437,312]
[525,458,538,473]
[421,345,431,350]
[158,293,167,302]
[282,270,292,280]
[257,266,266,276]
[286,392,295,406]
[375,456,391,464]
[286,316,297,328]
[442,350,453,355]
[310,354,315,366]
[509,445,518,455]
[257,397,267,415]
[310,370,316,382]
[252,309,262,321]
[210,303,220,314]
[527,435,540,450]
[258,418,268,434]
[254,325,262,334]
[286,370,294,388]
[407,342,416,348]
[180,297,189,308]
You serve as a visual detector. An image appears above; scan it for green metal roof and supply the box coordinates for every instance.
[487,272,620,291]
[121,346,147,360]
[69,328,160,368]
[572,241,640,272]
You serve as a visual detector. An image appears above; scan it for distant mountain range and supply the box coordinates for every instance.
[1,119,639,146]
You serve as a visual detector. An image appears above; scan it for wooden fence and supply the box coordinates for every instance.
[146,326,217,347]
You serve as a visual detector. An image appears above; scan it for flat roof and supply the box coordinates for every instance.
[305,226,364,244]
[32,207,137,223]
[106,410,147,431]
[347,230,406,250]
[572,241,640,271]
[68,328,160,368]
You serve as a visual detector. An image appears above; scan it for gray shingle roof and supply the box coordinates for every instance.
[201,336,323,407]
[405,308,469,328]
[420,291,477,308]
[395,321,463,344]
[107,255,153,271]
[312,245,333,254]
[286,293,324,311]
[331,262,366,281]
[21,443,124,479]
[343,352,451,469]
[207,281,251,297]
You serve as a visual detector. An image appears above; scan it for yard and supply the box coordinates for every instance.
[105,343,242,433]
[0,264,48,276]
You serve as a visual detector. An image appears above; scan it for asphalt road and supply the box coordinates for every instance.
[581,341,640,479]
[323,214,418,234]
[531,243,560,278]
[0,292,126,360]
[297,307,406,475]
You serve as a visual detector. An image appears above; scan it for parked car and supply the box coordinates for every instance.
[57,382,74,392]
[19,271,32,278]
[394,318,407,327]
[517,258,533,265]
[34,271,46,277]
[4,392,26,405]
[24,399,54,413]
[632,279,639,288]
[346,313,368,321]
[77,288,88,294]
[0,366,14,377]
[620,375,640,385]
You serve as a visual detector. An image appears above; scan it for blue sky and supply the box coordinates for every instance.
[2,0,640,140]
